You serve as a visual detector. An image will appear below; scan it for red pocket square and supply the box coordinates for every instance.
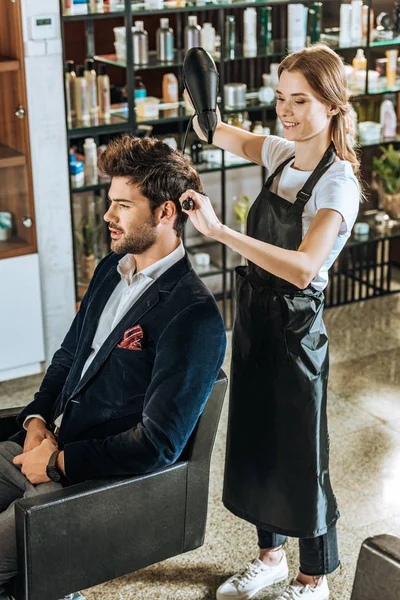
[117,325,144,350]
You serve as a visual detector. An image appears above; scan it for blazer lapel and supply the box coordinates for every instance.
[70,282,161,399]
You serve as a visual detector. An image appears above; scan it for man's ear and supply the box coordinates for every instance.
[158,200,177,224]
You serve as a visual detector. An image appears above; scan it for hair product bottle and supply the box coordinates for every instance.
[288,4,306,52]
[385,49,399,89]
[97,64,110,122]
[243,7,257,57]
[162,73,179,118]
[83,137,98,186]
[309,2,322,43]
[201,23,216,54]
[225,15,236,60]
[156,18,174,62]
[65,60,76,126]
[84,58,98,116]
[339,3,352,47]
[184,16,201,53]
[351,0,363,44]
[352,48,367,92]
[75,65,90,125]
[133,21,149,66]
[134,76,147,104]
[259,7,272,51]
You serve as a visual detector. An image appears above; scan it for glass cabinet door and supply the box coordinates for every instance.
[0,0,37,260]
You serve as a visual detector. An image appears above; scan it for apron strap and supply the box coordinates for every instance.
[294,142,337,209]
[264,155,295,189]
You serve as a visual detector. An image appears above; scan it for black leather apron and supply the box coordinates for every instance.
[223,143,340,538]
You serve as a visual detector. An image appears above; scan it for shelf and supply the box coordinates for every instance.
[0,238,35,260]
[67,112,129,139]
[62,4,126,20]
[0,145,25,169]
[0,57,19,72]
[370,37,400,48]
[359,135,400,149]
[95,50,185,70]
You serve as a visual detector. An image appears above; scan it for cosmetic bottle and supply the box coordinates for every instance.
[380,99,397,138]
[184,16,201,53]
[225,15,236,60]
[288,4,306,52]
[362,6,374,44]
[351,0,363,44]
[133,21,149,66]
[352,48,367,92]
[65,60,76,126]
[385,49,399,89]
[258,74,275,104]
[97,64,110,122]
[214,34,221,59]
[339,3,352,47]
[162,73,179,118]
[83,138,98,186]
[85,58,98,116]
[75,65,90,125]
[259,7,272,51]
[201,23,216,54]
[309,2,322,43]
[243,7,257,58]
[134,76,147,104]
[89,0,104,11]
[156,18,174,63]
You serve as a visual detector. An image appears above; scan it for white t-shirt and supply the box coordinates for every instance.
[261,136,360,291]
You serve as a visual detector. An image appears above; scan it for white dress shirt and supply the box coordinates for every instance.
[24,242,185,431]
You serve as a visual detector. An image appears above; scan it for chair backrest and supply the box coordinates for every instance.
[351,534,400,600]
[182,370,228,551]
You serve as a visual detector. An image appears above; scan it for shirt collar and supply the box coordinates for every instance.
[117,241,185,285]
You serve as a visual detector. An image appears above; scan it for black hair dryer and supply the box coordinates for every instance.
[183,47,219,145]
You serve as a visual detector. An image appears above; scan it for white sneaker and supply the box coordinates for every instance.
[276,577,329,600]
[216,553,289,600]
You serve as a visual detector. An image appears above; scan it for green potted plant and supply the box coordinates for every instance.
[75,216,102,282]
[233,194,251,265]
[372,144,400,219]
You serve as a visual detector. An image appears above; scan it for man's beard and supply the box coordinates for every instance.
[110,213,158,255]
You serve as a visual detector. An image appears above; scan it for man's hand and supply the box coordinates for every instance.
[13,438,58,484]
[24,417,56,453]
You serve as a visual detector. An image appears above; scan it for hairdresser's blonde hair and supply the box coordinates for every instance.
[278,44,361,181]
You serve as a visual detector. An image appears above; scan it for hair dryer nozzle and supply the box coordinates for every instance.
[183,47,219,144]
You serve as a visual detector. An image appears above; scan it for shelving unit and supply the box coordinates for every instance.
[60,0,400,325]
[0,0,37,260]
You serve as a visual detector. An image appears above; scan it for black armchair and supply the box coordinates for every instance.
[0,371,227,600]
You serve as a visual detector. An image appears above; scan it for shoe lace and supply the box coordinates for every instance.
[231,561,263,589]
[279,583,310,599]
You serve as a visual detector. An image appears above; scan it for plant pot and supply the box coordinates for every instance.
[81,254,96,282]
[381,192,400,220]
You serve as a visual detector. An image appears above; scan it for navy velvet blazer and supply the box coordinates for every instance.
[16,252,226,483]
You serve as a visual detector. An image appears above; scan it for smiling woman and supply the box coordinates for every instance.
[181,43,361,600]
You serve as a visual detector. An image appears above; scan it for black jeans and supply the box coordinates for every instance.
[257,525,339,576]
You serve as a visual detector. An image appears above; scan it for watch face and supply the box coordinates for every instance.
[47,467,61,482]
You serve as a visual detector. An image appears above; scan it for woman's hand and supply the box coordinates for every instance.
[179,190,224,239]
[183,89,222,142]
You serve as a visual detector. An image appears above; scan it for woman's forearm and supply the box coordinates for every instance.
[214,225,313,289]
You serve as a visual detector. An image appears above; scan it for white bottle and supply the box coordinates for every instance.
[84,138,98,186]
[97,64,110,123]
[339,4,352,47]
[201,23,216,54]
[351,0,363,44]
[288,4,306,52]
[258,74,275,104]
[85,58,98,116]
[243,8,257,57]
[380,100,397,138]
[75,65,90,125]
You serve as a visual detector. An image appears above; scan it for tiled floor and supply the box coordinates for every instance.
[1,293,400,600]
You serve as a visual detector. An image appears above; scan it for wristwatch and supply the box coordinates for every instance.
[46,450,63,483]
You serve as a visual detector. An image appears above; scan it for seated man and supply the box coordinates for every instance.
[0,136,226,600]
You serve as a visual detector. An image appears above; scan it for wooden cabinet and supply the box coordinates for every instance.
[0,0,37,259]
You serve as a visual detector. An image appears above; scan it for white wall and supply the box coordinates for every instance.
[20,0,75,364]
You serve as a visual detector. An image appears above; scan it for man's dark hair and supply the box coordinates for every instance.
[99,135,203,237]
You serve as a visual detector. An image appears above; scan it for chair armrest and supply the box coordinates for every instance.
[0,407,22,441]
[15,461,189,600]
